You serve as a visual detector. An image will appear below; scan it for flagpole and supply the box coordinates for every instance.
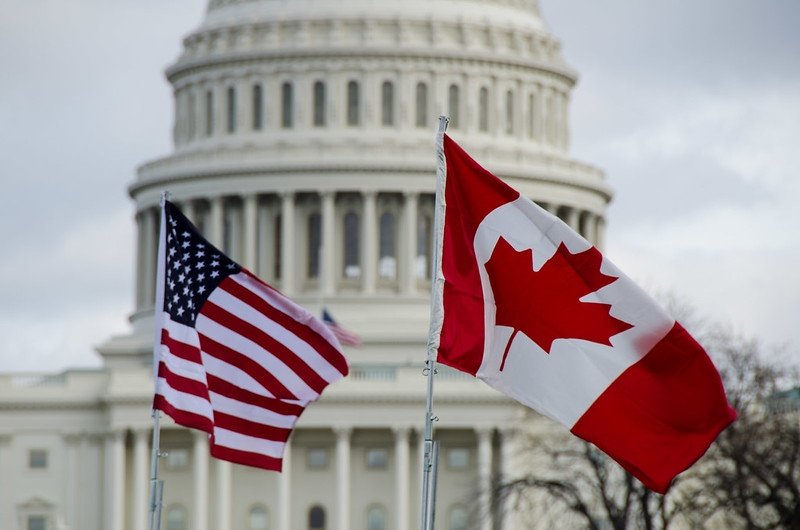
[148,191,170,530]
[419,115,449,530]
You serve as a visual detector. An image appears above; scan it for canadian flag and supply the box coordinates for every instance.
[434,134,736,493]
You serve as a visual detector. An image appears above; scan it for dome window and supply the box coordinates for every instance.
[378,211,396,279]
[415,82,428,128]
[227,86,237,133]
[313,81,326,127]
[307,212,321,278]
[281,82,294,129]
[308,505,326,530]
[252,84,263,131]
[343,211,361,279]
[381,81,394,126]
[479,87,489,132]
[448,84,460,129]
[346,80,360,126]
[205,89,214,136]
[505,89,514,135]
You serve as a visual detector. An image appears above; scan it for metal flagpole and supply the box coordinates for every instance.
[419,116,449,530]
[148,192,170,530]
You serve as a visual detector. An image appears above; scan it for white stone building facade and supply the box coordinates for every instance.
[0,1,612,529]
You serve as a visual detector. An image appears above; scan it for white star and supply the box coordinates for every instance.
[181,241,190,248]
[210,270,220,279]
[182,286,189,296]
[197,273,205,282]
[211,260,220,268]
[178,273,185,283]
[198,285,207,294]
[177,307,185,316]
[182,231,191,238]
[196,250,205,258]
[172,294,179,303]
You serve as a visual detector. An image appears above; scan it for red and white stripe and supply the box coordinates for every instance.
[154,271,349,471]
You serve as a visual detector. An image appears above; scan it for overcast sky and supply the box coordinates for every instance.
[0,0,798,372]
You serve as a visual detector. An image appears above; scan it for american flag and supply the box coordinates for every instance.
[322,308,362,347]
[152,200,349,471]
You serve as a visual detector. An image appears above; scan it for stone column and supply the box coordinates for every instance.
[63,433,81,529]
[402,192,418,294]
[280,192,295,295]
[477,428,494,530]
[105,430,126,530]
[243,194,259,271]
[142,208,156,308]
[135,213,145,309]
[335,427,352,530]
[279,441,292,530]
[321,191,336,297]
[394,427,411,530]
[132,429,149,530]
[183,199,197,224]
[565,207,580,233]
[500,429,518,530]
[209,196,224,247]
[191,432,209,530]
[215,459,232,530]
[595,216,606,251]
[362,191,377,294]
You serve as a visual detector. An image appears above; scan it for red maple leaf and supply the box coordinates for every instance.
[484,237,633,370]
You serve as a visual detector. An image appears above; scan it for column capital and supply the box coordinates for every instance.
[333,425,353,439]
[106,429,126,442]
[320,189,335,199]
[391,425,412,438]
[280,190,295,200]
[475,426,495,441]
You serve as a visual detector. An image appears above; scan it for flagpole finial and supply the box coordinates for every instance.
[438,115,449,133]
[160,190,171,207]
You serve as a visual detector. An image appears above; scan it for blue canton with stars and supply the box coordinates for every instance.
[163,201,241,326]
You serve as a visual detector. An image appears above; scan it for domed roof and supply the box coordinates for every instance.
[202,0,548,34]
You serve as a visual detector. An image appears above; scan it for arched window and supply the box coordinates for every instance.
[274,214,282,279]
[307,212,321,278]
[249,505,269,530]
[478,86,489,132]
[313,81,326,127]
[227,86,237,133]
[166,505,187,530]
[308,505,326,530]
[505,89,514,135]
[366,505,387,530]
[347,80,360,126]
[448,84,460,129]
[448,505,468,530]
[205,89,214,136]
[252,83,263,131]
[415,82,428,128]
[281,82,294,128]
[416,212,432,279]
[343,211,361,279]
[527,92,536,139]
[381,81,394,126]
[378,211,396,279]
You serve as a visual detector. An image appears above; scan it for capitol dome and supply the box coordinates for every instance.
[125,0,610,366]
